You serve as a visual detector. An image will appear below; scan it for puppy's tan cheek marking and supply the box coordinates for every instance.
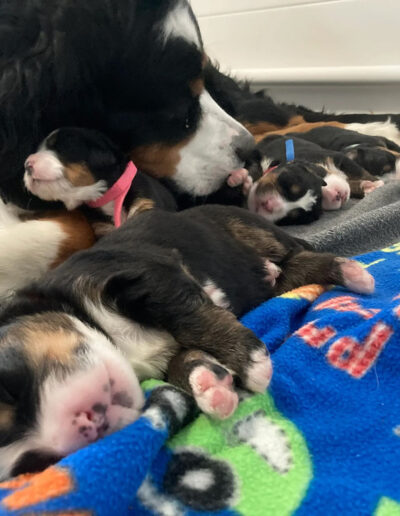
[64,163,96,187]
[24,328,81,366]
[0,403,14,429]
[256,173,279,194]
[130,137,193,178]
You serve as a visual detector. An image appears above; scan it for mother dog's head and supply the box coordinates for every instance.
[0,0,254,202]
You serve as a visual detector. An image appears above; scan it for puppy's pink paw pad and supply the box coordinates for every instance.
[361,180,384,194]
[264,260,282,287]
[339,259,375,294]
[228,169,252,194]
[189,366,237,419]
[246,349,273,393]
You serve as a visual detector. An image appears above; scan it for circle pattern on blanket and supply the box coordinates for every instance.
[164,448,237,511]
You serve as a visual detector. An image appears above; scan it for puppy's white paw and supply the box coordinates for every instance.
[245,349,273,393]
[338,259,375,294]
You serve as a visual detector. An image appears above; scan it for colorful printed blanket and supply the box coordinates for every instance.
[0,244,400,516]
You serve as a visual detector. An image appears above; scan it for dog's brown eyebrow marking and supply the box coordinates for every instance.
[64,163,96,187]
[14,314,83,366]
[0,403,14,430]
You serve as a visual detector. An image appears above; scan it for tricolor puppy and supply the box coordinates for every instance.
[24,128,178,228]
[248,135,384,224]
[247,160,326,225]
[0,204,375,479]
[292,126,400,177]
[24,127,254,226]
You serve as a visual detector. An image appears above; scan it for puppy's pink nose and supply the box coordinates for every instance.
[24,154,38,176]
[261,197,280,213]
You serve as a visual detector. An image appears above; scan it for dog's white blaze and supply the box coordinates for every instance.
[175,91,253,196]
[162,1,200,48]
[37,317,144,456]
[83,298,178,380]
[249,186,317,223]
[346,119,400,146]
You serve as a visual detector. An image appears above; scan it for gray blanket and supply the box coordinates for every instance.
[285,179,400,256]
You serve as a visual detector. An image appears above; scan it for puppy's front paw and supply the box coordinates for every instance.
[189,365,238,419]
[227,168,253,195]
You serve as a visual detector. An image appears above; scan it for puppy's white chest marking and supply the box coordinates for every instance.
[83,299,178,380]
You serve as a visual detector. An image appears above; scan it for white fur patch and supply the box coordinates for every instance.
[235,412,293,474]
[162,1,200,48]
[248,186,317,223]
[24,170,106,210]
[202,280,230,309]
[261,157,273,172]
[174,91,253,196]
[0,218,65,300]
[321,165,350,211]
[346,119,400,146]
[83,298,178,380]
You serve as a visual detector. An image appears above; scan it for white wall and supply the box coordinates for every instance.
[191,0,400,112]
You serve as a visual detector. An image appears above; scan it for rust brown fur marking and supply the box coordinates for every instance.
[8,314,83,367]
[127,198,155,219]
[254,121,346,143]
[190,78,205,97]
[130,137,193,178]
[226,218,287,262]
[38,211,96,268]
[0,404,14,430]
[64,163,96,187]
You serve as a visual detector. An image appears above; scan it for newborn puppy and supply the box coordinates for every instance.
[247,160,326,225]
[249,135,383,223]
[24,128,178,227]
[24,127,254,224]
[294,125,400,176]
[0,204,374,479]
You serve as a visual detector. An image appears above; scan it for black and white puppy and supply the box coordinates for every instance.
[248,135,384,224]
[0,204,374,479]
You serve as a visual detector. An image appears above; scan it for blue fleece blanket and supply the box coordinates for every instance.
[0,245,400,516]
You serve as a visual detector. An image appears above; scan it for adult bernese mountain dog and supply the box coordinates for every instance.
[0,0,254,208]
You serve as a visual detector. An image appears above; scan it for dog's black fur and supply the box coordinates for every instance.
[0,0,255,209]
[289,126,400,176]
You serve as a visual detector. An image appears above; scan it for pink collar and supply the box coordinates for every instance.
[87,161,138,228]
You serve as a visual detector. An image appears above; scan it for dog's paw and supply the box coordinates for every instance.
[189,366,238,419]
[264,260,281,287]
[245,349,273,393]
[361,179,384,194]
[337,258,375,294]
[227,168,253,195]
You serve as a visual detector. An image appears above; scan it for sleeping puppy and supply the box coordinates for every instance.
[292,126,400,176]
[24,127,254,227]
[0,204,374,479]
[247,160,326,225]
[248,135,384,224]
[24,128,178,228]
